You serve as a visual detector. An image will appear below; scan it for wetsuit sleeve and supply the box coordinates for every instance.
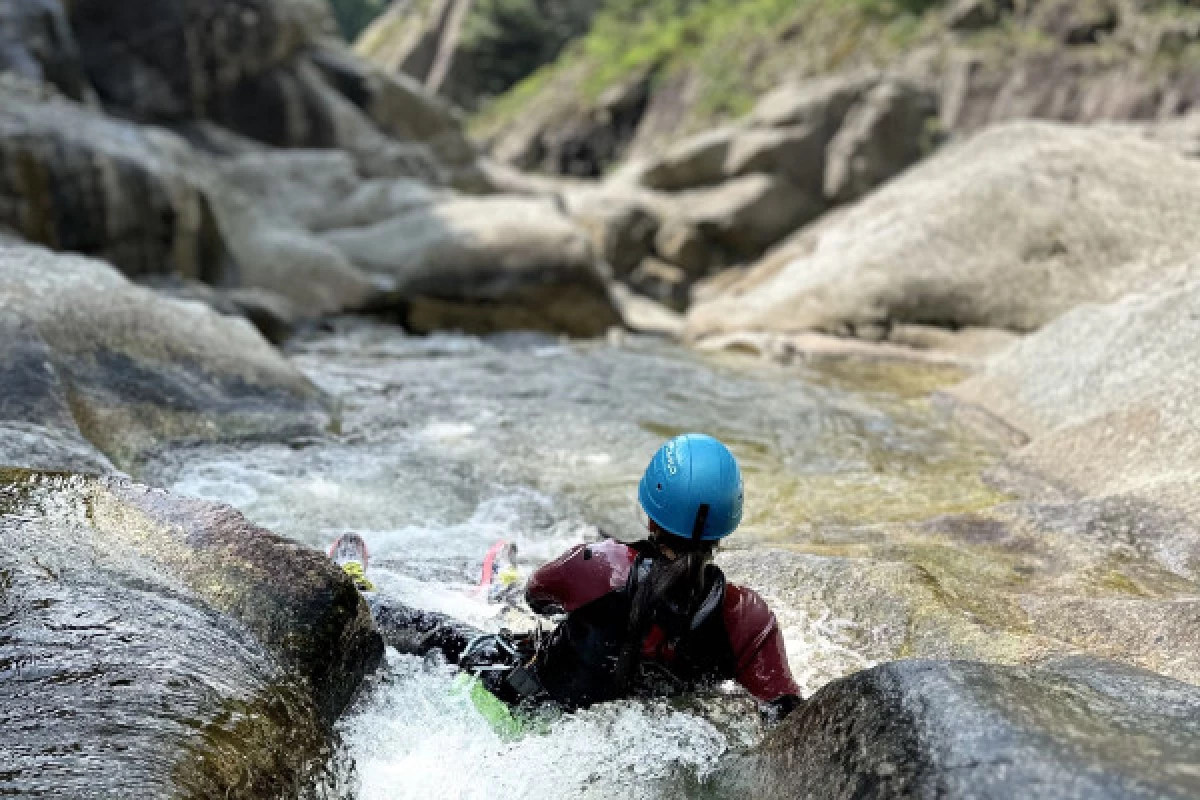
[525,540,635,616]
[723,584,802,704]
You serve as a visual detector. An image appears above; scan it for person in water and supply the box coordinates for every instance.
[371,433,802,719]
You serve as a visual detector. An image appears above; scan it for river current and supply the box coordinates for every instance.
[143,319,1004,800]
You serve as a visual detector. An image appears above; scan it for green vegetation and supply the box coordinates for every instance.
[446,0,605,108]
[473,0,948,137]
[327,0,389,41]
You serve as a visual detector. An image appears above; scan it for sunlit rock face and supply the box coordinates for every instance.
[0,473,382,798]
[322,194,621,336]
[686,121,1200,345]
[954,279,1200,527]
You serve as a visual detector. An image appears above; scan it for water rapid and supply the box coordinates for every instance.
[142,319,1005,800]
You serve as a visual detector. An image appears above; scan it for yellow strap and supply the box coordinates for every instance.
[340,561,376,592]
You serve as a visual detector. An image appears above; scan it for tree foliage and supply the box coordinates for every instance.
[328,0,390,41]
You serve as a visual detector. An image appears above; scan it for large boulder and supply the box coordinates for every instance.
[0,0,91,101]
[64,0,464,185]
[626,73,887,197]
[67,0,318,124]
[723,124,829,197]
[714,658,1200,800]
[285,59,445,181]
[686,122,1200,342]
[322,196,623,336]
[721,503,1200,691]
[215,148,450,234]
[953,279,1200,524]
[823,79,939,203]
[208,179,385,316]
[658,174,825,267]
[633,127,740,192]
[308,45,481,187]
[561,187,663,277]
[749,71,882,135]
[0,243,328,472]
[0,472,382,797]
[0,83,383,318]
[0,313,117,474]
[0,82,228,282]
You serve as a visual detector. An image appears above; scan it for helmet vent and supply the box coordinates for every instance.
[656,483,663,491]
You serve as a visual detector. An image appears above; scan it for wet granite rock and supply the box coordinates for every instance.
[0,314,117,474]
[0,243,328,472]
[713,658,1200,800]
[0,473,383,797]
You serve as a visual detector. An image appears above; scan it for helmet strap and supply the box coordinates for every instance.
[691,504,710,541]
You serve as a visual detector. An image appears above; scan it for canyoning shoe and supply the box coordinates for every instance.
[329,533,375,591]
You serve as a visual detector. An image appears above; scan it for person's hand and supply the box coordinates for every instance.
[761,693,803,725]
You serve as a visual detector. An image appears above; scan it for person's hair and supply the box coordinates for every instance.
[614,531,716,691]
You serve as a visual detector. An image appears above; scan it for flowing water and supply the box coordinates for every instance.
[142,319,1007,799]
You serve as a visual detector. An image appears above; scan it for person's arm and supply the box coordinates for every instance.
[723,585,803,716]
[524,539,636,616]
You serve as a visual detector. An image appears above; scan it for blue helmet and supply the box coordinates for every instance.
[637,434,744,542]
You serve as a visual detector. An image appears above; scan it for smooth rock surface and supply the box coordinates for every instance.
[0,473,382,797]
[954,279,1200,525]
[723,123,828,196]
[0,85,227,281]
[561,188,662,277]
[750,71,882,133]
[824,79,939,203]
[0,0,90,101]
[0,314,117,474]
[323,196,622,336]
[712,658,1200,800]
[0,243,327,471]
[687,122,1200,341]
[664,173,825,265]
[635,127,739,191]
[68,0,315,125]
[210,187,382,317]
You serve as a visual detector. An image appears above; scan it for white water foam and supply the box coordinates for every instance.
[340,651,735,800]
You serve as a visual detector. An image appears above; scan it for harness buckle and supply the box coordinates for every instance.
[506,664,545,699]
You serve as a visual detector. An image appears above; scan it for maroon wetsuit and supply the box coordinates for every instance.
[524,539,801,708]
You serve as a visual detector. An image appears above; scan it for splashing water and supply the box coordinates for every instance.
[143,320,1006,799]
[341,651,750,800]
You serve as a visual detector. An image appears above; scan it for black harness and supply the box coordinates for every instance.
[512,540,736,710]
